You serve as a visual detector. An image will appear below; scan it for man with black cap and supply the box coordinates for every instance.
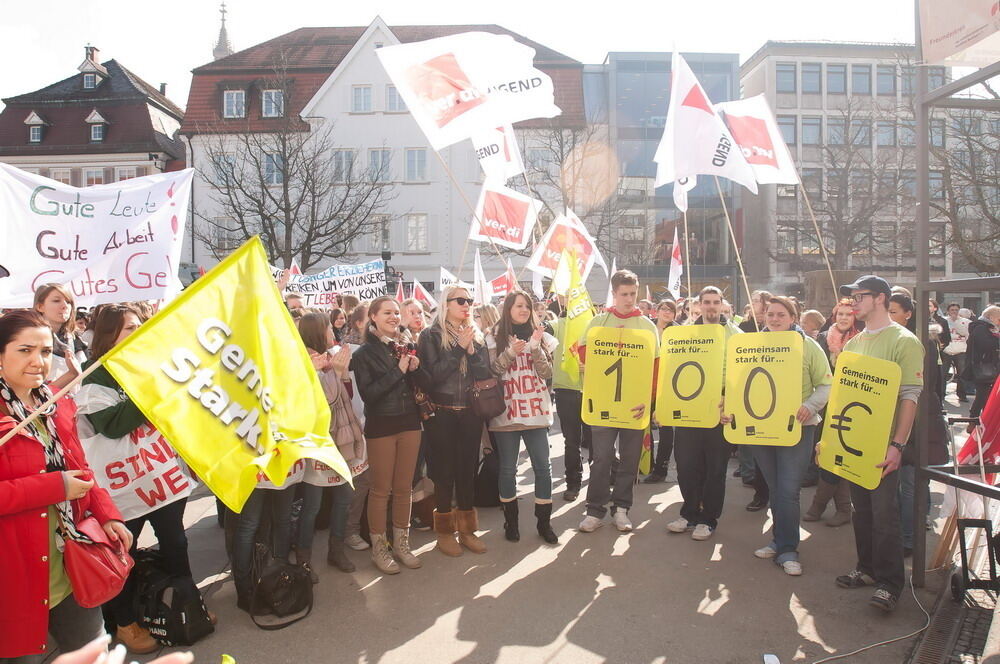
[832,275,924,612]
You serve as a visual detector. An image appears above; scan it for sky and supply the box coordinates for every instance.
[0,0,919,111]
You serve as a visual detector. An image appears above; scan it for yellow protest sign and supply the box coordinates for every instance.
[582,327,656,430]
[655,325,725,428]
[102,237,351,513]
[724,331,803,446]
[817,350,902,490]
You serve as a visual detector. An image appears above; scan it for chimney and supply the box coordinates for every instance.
[84,45,100,63]
[159,83,167,95]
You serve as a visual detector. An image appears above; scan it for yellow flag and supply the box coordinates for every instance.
[559,249,594,383]
[102,237,351,512]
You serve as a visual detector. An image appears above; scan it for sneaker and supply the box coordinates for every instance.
[836,569,876,589]
[666,517,693,533]
[344,534,370,551]
[781,560,803,576]
[579,515,603,532]
[691,524,714,541]
[754,545,777,559]
[869,587,898,612]
[612,509,633,532]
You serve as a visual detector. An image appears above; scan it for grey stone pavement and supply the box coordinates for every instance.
[126,427,951,664]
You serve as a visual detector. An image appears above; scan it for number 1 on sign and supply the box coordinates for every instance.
[604,358,623,402]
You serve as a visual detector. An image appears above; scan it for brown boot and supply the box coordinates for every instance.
[116,622,158,654]
[456,508,487,554]
[827,480,853,527]
[433,510,462,557]
[803,479,836,522]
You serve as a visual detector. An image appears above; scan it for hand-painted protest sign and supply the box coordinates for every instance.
[488,333,558,429]
[582,327,656,430]
[724,331,802,446]
[655,324,725,428]
[284,259,387,308]
[0,164,191,307]
[818,351,902,490]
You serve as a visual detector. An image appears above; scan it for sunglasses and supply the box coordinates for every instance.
[448,297,473,306]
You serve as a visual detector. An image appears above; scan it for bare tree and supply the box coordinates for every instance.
[194,60,396,270]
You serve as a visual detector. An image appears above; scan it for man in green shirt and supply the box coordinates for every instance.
[834,275,923,612]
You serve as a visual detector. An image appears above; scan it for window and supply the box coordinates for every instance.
[405,148,427,181]
[83,73,96,89]
[902,67,916,96]
[386,85,406,112]
[369,215,391,252]
[116,167,137,181]
[828,117,846,144]
[955,116,982,136]
[877,66,896,95]
[901,170,917,200]
[211,154,236,184]
[368,148,391,181]
[90,124,104,141]
[262,90,284,118]
[352,85,372,112]
[827,64,847,94]
[877,121,896,147]
[930,171,945,200]
[29,126,42,143]
[264,153,283,185]
[931,119,945,147]
[802,168,823,198]
[777,115,796,145]
[899,118,916,146]
[850,170,872,203]
[850,119,871,146]
[776,63,796,93]
[801,116,822,145]
[801,63,821,94]
[84,168,104,186]
[827,168,845,199]
[929,67,946,89]
[777,183,797,199]
[851,65,871,95]
[528,149,551,169]
[405,214,428,251]
[878,172,898,205]
[50,168,71,184]
[776,229,797,254]
[332,150,355,182]
[212,219,242,253]
[223,90,245,118]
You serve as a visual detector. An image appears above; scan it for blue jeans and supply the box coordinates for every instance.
[494,428,552,502]
[751,425,817,563]
[234,487,295,588]
[298,483,354,548]
[898,465,931,550]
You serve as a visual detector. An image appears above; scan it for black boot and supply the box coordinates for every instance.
[502,500,520,542]
[535,503,558,544]
[234,574,253,613]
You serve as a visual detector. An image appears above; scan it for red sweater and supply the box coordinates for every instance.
[0,401,122,657]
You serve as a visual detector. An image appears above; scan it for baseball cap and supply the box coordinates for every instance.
[839,275,892,298]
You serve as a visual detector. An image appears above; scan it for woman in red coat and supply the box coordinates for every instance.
[0,310,131,663]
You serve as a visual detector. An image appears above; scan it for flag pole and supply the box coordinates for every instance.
[516,170,546,283]
[0,359,106,448]
[798,183,840,305]
[713,176,758,332]
[682,211,693,300]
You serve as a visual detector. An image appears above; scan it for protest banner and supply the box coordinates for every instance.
[527,211,606,280]
[283,259,387,308]
[718,95,800,186]
[468,181,539,250]
[817,351,902,490]
[488,333,558,429]
[582,327,656,430]
[472,124,526,181]
[919,0,1000,65]
[724,331,803,446]
[0,164,191,307]
[375,32,561,150]
[101,236,351,512]
[655,324,725,428]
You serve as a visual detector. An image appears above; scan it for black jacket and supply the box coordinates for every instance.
[350,340,427,419]
[417,324,492,407]
[963,318,1000,383]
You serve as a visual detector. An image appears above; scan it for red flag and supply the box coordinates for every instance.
[957,376,1000,482]
[412,280,438,311]
[394,280,405,303]
[490,261,518,298]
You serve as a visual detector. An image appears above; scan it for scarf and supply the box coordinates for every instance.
[825,324,857,356]
[0,378,89,544]
[511,322,533,343]
[446,320,471,375]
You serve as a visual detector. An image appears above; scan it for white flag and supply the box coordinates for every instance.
[526,210,607,280]
[654,52,758,197]
[439,266,471,292]
[468,180,540,250]
[667,227,683,299]
[376,32,561,151]
[472,124,525,181]
[531,264,544,300]
[672,176,697,214]
[717,95,799,185]
[473,248,491,305]
[604,258,617,308]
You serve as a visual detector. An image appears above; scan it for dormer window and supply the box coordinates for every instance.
[24,111,47,143]
[85,109,108,142]
[262,90,284,118]
[223,90,246,118]
[91,124,105,141]
[83,73,97,89]
[29,126,43,143]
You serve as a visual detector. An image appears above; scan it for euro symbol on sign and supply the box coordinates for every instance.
[830,401,870,457]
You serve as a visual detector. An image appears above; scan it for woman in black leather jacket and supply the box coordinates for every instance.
[351,296,427,575]
[417,285,492,557]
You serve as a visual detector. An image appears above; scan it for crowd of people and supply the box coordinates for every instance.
[2,272,1000,662]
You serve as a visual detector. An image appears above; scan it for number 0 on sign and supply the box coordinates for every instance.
[655,324,726,428]
[724,331,803,446]
[582,327,656,430]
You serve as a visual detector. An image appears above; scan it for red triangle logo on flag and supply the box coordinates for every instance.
[681,85,713,115]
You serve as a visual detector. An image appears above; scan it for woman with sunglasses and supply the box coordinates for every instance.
[417,286,492,557]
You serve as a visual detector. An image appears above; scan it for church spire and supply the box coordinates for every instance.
[213,2,234,61]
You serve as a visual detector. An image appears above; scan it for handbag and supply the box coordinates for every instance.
[249,542,313,630]
[133,550,214,646]
[469,377,505,420]
[474,449,501,507]
[60,511,134,608]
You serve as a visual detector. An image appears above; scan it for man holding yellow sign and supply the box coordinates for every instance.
[826,276,923,613]
[578,270,657,534]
